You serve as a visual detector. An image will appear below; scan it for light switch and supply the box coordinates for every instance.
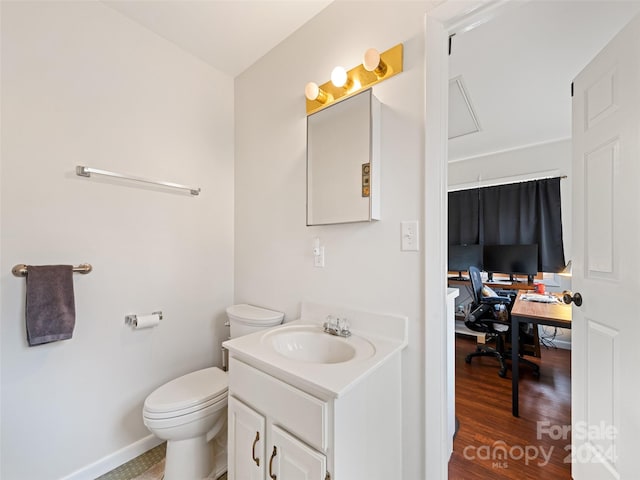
[401,221,419,251]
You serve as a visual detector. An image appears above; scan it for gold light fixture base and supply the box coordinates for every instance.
[306,43,403,115]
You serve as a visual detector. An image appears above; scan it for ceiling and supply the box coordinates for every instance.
[448,0,640,162]
[102,1,640,162]
[102,0,332,77]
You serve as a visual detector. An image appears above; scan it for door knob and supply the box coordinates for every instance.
[563,291,583,306]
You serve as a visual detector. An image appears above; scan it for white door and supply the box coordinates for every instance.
[571,12,640,480]
[269,425,326,480]
[228,396,265,480]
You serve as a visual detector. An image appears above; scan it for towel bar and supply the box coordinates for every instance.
[12,263,93,277]
[76,165,201,196]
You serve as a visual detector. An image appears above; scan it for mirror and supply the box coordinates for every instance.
[306,89,380,226]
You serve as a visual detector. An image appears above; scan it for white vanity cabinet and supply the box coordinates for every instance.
[228,358,328,480]
[227,353,402,480]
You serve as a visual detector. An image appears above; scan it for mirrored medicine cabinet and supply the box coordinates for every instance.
[306,89,380,226]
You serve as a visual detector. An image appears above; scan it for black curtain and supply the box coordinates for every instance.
[448,188,480,245]
[448,178,566,273]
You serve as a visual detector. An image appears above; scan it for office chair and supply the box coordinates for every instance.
[464,266,540,378]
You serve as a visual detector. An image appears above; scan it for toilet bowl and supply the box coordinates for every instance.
[142,304,284,480]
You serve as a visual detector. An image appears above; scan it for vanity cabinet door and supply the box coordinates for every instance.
[268,425,326,480]
[228,395,265,480]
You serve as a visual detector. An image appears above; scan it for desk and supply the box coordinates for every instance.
[511,291,572,416]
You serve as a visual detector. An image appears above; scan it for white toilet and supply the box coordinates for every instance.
[142,304,284,480]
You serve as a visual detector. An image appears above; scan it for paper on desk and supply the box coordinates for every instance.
[520,293,561,304]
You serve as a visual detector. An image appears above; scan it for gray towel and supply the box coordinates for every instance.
[25,265,76,346]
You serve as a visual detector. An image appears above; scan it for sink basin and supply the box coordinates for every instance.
[264,325,375,364]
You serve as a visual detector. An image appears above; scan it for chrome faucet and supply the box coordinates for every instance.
[323,315,351,338]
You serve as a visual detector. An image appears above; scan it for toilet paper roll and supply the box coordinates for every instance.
[134,313,161,329]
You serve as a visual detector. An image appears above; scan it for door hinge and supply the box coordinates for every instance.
[571,82,574,97]
[325,472,331,480]
[449,34,455,56]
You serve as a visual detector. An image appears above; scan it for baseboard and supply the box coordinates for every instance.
[553,339,572,350]
[60,434,163,480]
[538,325,571,350]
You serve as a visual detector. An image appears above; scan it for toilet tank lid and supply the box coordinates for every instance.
[144,367,227,414]
[226,304,284,325]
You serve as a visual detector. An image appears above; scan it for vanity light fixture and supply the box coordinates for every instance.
[305,43,403,115]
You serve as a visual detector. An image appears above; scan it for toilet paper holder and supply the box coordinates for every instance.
[125,311,163,327]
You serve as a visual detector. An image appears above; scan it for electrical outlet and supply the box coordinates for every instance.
[401,221,419,251]
[314,246,325,267]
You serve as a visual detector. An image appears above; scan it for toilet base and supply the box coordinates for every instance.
[164,435,211,480]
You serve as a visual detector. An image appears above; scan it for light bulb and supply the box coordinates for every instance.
[331,66,348,88]
[305,82,320,100]
[363,48,387,77]
[305,82,329,103]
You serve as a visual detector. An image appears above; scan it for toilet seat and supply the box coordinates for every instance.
[143,367,228,421]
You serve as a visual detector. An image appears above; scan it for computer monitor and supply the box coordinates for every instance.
[448,244,483,280]
[483,244,539,282]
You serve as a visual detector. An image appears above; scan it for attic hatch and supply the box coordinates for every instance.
[448,75,481,139]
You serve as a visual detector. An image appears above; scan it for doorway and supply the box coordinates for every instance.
[424,1,640,478]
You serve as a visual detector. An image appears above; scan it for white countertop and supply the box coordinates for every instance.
[223,302,408,400]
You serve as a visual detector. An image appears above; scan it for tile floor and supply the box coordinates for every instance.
[97,443,166,480]
[97,443,227,480]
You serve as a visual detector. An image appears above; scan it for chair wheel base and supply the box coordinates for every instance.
[498,369,507,378]
[464,355,472,364]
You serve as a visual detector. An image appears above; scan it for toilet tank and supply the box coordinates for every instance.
[226,304,284,339]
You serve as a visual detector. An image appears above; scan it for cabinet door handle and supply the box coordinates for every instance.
[251,431,260,466]
[269,445,278,479]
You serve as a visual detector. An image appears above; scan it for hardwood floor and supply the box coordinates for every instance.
[448,335,572,480]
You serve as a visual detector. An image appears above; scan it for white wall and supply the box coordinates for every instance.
[448,139,573,347]
[234,2,433,478]
[0,2,234,478]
